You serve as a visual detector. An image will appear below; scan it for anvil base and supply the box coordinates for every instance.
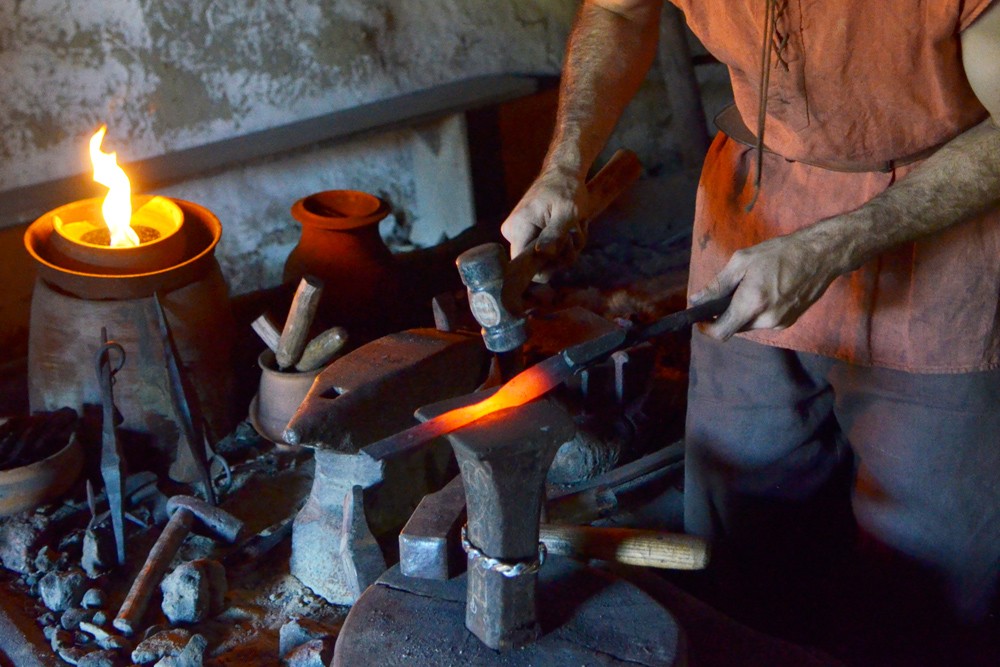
[333,556,684,666]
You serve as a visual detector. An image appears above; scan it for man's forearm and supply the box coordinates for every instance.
[799,119,1000,274]
[544,0,661,180]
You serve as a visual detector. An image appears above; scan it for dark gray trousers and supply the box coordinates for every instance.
[684,331,1000,619]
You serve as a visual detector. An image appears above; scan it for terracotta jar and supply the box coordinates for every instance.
[283,190,399,334]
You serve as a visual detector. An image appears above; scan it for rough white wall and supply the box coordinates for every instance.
[0,0,702,295]
[0,0,577,191]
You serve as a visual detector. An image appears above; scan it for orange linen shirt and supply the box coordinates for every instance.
[671,0,1000,372]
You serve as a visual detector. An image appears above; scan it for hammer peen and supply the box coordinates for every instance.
[457,149,642,356]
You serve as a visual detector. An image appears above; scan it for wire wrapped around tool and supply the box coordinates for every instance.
[461,524,546,579]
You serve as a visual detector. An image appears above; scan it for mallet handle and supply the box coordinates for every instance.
[276,276,324,370]
[114,508,194,635]
[539,524,710,571]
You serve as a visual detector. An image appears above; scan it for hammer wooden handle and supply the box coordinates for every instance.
[507,148,642,295]
[276,276,324,370]
[114,508,194,635]
[539,524,710,571]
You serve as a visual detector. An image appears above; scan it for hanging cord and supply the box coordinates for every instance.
[746,0,788,212]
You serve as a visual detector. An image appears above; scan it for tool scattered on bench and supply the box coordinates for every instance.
[153,293,217,505]
[94,327,128,565]
[114,495,243,635]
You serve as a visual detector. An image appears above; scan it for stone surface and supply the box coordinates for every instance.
[60,607,94,631]
[0,513,50,574]
[78,650,120,667]
[57,646,88,665]
[34,546,63,573]
[152,634,207,667]
[39,568,87,612]
[82,588,106,609]
[131,628,191,664]
[160,559,227,625]
[285,638,335,667]
[278,617,334,658]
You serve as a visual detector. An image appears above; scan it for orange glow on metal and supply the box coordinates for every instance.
[363,355,573,461]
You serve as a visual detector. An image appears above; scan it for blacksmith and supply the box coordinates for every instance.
[501,0,1000,640]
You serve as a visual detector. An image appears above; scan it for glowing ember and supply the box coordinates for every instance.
[89,125,140,247]
[361,355,575,461]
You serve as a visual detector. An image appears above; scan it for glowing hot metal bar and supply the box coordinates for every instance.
[361,295,733,463]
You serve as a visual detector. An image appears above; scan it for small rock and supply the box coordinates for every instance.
[35,546,63,572]
[160,560,226,625]
[24,573,39,587]
[79,620,113,642]
[78,650,119,667]
[82,588,106,609]
[57,646,88,665]
[75,630,92,645]
[284,638,334,667]
[131,628,191,664]
[98,634,129,651]
[50,627,74,653]
[40,568,87,612]
[43,624,59,640]
[58,528,85,558]
[61,608,95,631]
[0,513,50,574]
[278,617,334,658]
[38,610,58,626]
[93,610,108,625]
[152,634,207,667]
[82,526,115,579]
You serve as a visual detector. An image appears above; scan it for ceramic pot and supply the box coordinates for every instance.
[0,435,83,518]
[283,190,399,333]
[251,350,323,445]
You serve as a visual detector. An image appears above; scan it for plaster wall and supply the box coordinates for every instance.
[0,0,731,362]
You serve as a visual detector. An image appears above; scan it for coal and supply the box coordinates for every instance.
[160,559,227,624]
[39,567,87,611]
[284,638,334,667]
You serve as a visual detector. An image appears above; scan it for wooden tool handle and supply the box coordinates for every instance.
[276,276,324,370]
[251,313,281,352]
[295,326,348,372]
[539,524,710,571]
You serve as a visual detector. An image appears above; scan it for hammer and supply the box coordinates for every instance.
[456,149,641,365]
[113,495,243,635]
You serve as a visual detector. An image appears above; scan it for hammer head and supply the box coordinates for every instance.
[455,243,529,353]
[165,495,243,544]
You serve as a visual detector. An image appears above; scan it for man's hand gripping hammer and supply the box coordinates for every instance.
[456,149,642,356]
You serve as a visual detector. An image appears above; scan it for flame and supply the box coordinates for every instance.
[89,125,139,247]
